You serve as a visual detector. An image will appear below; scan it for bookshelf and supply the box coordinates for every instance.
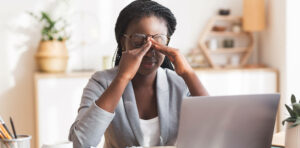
[198,16,254,68]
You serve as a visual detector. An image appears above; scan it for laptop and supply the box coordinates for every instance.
[176,94,280,148]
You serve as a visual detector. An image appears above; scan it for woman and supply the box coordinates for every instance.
[69,0,208,147]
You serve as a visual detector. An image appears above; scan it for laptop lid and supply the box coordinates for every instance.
[176,94,280,148]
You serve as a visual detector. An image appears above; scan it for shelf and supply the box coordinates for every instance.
[208,48,247,54]
[214,16,241,21]
[35,71,95,79]
[209,31,248,36]
[198,15,254,68]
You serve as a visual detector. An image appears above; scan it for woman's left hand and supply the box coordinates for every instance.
[151,38,209,96]
[150,38,193,77]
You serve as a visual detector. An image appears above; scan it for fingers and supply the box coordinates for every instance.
[150,38,174,54]
[138,39,152,55]
[150,38,178,61]
[123,39,152,54]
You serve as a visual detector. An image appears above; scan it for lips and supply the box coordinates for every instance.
[141,59,156,69]
[142,57,157,63]
[142,60,156,63]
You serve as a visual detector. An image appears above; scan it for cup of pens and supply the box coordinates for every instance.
[0,116,31,148]
[0,135,32,148]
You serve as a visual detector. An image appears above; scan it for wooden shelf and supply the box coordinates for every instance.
[35,71,95,78]
[209,31,248,36]
[208,48,247,54]
[214,16,241,21]
[197,15,254,68]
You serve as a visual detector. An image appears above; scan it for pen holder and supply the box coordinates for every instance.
[0,135,31,148]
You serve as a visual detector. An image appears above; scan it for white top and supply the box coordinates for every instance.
[139,117,160,147]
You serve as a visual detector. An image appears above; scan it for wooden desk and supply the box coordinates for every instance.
[272,132,285,147]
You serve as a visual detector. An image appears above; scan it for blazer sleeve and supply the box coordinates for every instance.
[69,73,115,148]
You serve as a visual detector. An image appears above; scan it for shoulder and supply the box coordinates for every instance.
[91,67,118,83]
[82,67,118,98]
[84,67,118,90]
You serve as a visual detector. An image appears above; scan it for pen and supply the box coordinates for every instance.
[0,116,13,138]
[10,117,17,139]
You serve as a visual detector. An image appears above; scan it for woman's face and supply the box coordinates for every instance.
[122,16,168,76]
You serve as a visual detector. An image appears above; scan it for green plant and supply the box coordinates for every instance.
[282,94,300,128]
[29,11,68,41]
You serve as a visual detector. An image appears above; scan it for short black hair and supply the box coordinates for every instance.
[114,0,177,70]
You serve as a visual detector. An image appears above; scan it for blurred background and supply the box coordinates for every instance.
[0,0,299,147]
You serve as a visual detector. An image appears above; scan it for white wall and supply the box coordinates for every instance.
[259,0,286,131]
[0,0,40,147]
[66,0,244,71]
[259,0,300,131]
[286,0,300,126]
[0,0,244,147]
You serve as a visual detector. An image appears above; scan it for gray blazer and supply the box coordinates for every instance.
[69,67,190,148]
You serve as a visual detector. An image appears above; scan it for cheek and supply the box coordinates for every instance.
[156,52,165,65]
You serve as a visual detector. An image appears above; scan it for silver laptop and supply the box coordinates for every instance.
[176,94,280,148]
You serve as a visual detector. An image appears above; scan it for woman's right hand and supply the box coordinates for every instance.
[116,39,152,80]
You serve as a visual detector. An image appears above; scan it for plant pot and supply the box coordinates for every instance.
[285,122,300,148]
[35,40,69,73]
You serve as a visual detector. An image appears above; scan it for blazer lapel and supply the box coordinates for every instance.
[123,81,144,146]
[156,67,170,145]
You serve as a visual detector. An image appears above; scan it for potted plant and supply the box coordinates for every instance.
[29,11,69,72]
[282,94,300,148]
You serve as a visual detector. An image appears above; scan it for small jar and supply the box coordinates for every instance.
[232,23,241,33]
[218,9,230,16]
[207,39,218,50]
[230,55,240,66]
[102,56,112,70]
[223,39,234,48]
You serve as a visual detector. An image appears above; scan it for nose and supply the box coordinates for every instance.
[144,48,155,57]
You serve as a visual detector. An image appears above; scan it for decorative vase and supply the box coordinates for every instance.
[285,122,300,148]
[35,40,69,73]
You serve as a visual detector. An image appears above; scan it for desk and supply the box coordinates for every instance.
[272,132,285,147]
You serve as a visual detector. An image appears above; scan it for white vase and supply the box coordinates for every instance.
[285,122,300,148]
